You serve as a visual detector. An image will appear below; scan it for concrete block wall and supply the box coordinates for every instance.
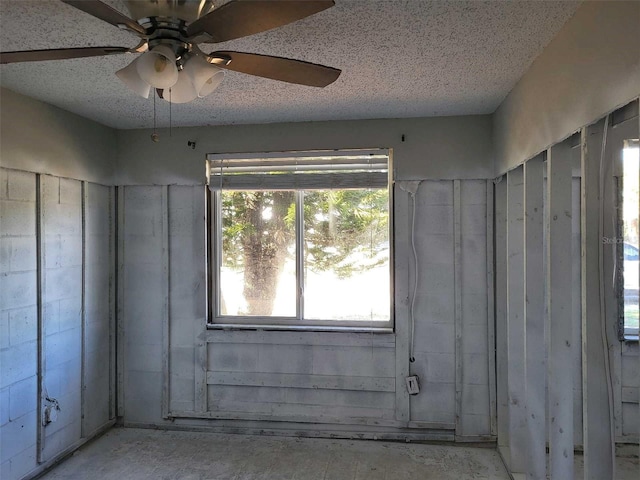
[408,180,492,435]
[120,181,494,439]
[0,168,114,480]
[1,169,38,480]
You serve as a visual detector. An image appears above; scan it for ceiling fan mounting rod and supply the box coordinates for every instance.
[138,16,192,58]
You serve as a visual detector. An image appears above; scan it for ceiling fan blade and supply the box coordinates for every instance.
[187,0,334,43]
[0,47,131,64]
[61,0,147,36]
[208,51,340,87]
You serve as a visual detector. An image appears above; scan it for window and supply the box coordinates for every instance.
[620,139,639,339]
[206,150,392,330]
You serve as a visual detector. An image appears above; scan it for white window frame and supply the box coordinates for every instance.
[206,149,394,332]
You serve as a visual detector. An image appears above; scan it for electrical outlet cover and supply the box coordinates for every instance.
[405,375,420,395]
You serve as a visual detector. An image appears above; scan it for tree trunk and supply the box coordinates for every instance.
[241,191,294,315]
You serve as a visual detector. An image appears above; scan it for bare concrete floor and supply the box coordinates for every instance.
[39,427,510,480]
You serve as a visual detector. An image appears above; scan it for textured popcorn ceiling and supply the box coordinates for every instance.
[0,0,580,129]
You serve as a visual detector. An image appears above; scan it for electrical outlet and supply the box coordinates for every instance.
[405,375,420,395]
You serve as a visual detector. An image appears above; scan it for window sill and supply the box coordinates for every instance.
[207,323,394,334]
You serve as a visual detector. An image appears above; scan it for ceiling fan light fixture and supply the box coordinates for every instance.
[115,57,151,98]
[184,54,225,98]
[136,45,179,89]
[166,70,198,104]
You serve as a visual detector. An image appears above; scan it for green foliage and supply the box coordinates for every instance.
[221,188,389,279]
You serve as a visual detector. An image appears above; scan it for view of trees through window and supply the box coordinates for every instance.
[622,140,639,337]
[219,188,390,321]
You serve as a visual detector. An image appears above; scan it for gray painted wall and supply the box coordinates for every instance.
[0,169,115,480]
[115,115,494,185]
[493,0,640,175]
[0,88,117,185]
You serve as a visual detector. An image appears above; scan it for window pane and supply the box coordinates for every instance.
[220,191,296,317]
[303,189,390,321]
[623,141,639,335]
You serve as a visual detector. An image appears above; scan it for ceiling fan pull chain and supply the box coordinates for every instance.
[169,88,172,137]
[151,91,159,142]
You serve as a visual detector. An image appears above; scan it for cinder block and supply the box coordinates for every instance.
[414,292,454,324]
[57,297,81,333]
[0,238,10,273]
[417,234,454,265]
[44,265,82,301]
[169,374,196,404]
[417,205,453,235]
[40,175,59,204]
[0,410,37,463]
[45,328,81,369]
[42,418,81,460]
[0,168,8,199]
[58,178,81,205]
[414,322,454,354]
[461,180,486,206]
[43,204,81,236]
[126,343,162,373]
[84,316,109,355]
[0,200,36,237]
[463,353,489,385]
[0,441,37,480]
[124,187,163,236]
[169,346,195,381]
[409,382,455,423]
[208,343,258,372]
[462,324,488,355]
[3,237,37,273]
[461,205,487,235]
[424,353,456,383]
[9,305,37,346]
[462,293,487,326]
[44,235,82,268]
[460,413,490,436]
[0,387,8,426]
[7,170,35,202]
[169,316,197,348]
[169,208,194,237]
[416,181,453,207]
[43,301,60,334]
[9,376,36,421]
[45,359,81,400]
[0,311,9,349]
[311,345,394,377]
[0,271,37,311]
[461,384,490,415]
[84,346,109,382]
[418,262,454,295]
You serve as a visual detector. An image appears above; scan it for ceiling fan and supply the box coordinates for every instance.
[0,0,342,103]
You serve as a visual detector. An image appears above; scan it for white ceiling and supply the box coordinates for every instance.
[0,0,580,129]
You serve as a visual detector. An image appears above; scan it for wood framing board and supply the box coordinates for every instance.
[581,120,615,477]
[109,185,116,420]
[116,186,125,418]
[524,155,546,478]
[80,181,87,438]
[35,173,46,463]
[394,185,410,423]
[494,176,510,465]
[453,180,463,437]
[207,371,395,392]
[546,141,574,479]
[161,186,170,419]
[486,179,497,437]
[506,166,527,475]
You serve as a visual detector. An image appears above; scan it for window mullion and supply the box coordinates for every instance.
[296,191,304,321]
[214,191,222,317]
